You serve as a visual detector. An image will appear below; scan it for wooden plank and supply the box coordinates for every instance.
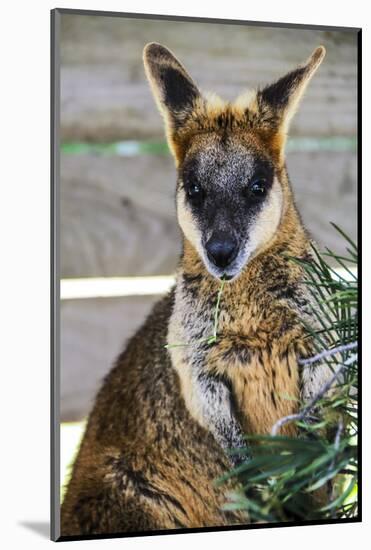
[288,151,357,255]
[61,295,160,421]
[60,153,179,278]
[61,151,357,278]
[60,14,357,141]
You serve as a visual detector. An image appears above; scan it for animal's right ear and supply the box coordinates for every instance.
[143,43,201,156]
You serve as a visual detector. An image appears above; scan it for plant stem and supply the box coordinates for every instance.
[165,277,226,349]
[212,277,226,339]
[271,353,357,436]
[298,342,357,366]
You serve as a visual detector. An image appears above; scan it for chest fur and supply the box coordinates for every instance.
[226,349,299,436]
[168,278,305,437]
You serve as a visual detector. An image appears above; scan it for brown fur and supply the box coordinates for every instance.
[61,43,326,537]
[61,296,246,536]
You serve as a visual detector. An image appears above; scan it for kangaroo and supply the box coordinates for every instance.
[61,43,327,537]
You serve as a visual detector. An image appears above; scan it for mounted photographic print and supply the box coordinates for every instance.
[51,8,360,542]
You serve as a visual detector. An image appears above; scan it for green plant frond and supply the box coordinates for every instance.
[323,248,358,279]
[330,222,357,252]
[345,247,358,261]
[319,477,357,512]
[306,455,356,493]
[322,251,358,264]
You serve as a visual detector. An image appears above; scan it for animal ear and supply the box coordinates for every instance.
[143,43,201,137]
[258,46,326,138]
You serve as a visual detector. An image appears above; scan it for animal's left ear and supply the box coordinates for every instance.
[257,46,326,154]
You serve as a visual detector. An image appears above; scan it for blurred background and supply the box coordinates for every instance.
[59,13,358,434]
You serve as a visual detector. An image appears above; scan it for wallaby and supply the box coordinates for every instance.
[61,43,327,537]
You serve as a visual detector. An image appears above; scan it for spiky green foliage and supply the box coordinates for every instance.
[218,225,358,523]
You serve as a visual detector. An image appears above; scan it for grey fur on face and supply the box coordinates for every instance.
[176,133,281,280]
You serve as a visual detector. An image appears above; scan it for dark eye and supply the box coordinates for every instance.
[250,178,267,197]
[187,183,203,201]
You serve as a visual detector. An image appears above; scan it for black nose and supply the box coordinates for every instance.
[206,231,238,269]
